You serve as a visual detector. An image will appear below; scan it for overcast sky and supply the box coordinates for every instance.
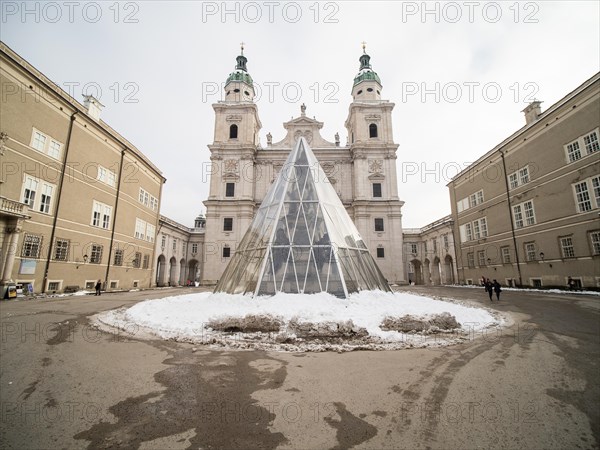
[2,1,599,228]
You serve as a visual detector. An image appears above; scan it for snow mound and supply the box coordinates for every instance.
[95,290,505,352]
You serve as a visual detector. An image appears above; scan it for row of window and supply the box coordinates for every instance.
[21,235,151,268]
[459,217,488,242]
[31,128,63,160]
[218,244,387,259]
[160,235,198,255]
[465,231,600,267]
[574,175,600,213]
[223,182,383,199]
[565,128,599,163]
[457,190,484,213]
[134,218,156,243]
[408,235,451,255]
[139,188,158,211]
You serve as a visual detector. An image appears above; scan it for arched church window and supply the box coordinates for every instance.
[229,124,238,139]
[369,123,378,138]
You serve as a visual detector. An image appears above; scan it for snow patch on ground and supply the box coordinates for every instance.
[94,290,507,352]
[450,284,600,296]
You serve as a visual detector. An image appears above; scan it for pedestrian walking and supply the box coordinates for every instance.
[485,278,493,301]
[95,279,102,296]
[492,279,502,301]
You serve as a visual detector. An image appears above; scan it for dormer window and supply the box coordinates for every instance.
[369,123,378,138]
[229,124,238,139]
[357,90,363,95]
[233,88,240,93]
[244,91,250,96]
[367,88,373,92]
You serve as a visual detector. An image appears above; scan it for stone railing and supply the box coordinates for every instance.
[0,196,29,216]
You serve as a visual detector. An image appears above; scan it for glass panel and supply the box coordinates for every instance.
[303,248,322,293]
[280,248,298,293]
[291,204,310,245]
[257,250,276,296]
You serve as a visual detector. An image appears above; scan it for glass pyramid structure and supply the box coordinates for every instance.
[214,137,391,298]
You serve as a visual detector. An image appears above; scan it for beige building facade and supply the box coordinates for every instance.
[448,73,600,289]
[154,214,206,286]
[403,215,457,285]
[201,49,405,286]
[0,42,165,295]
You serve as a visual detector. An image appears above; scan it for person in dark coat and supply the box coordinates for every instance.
[485,278,493,301]
[492,279,502,301]
[95,280,102,296]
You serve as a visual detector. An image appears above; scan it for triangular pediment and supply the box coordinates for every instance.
[215,137,391,298]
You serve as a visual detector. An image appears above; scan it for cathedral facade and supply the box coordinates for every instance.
[202,49,405,285]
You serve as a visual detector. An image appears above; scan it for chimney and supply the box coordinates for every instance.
[522,100,542,125]
[83,95,104,121]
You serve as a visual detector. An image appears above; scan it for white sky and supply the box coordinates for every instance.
[2,1,599,228]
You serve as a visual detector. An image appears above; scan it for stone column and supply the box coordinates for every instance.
[1,221,22,283]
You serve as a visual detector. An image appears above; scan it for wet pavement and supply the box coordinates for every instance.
[1,285,598,449]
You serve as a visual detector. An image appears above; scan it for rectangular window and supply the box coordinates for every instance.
[376,247,385,258]
[40,184,53,213]
[172,239,177,252]
[519,167,530,185]
[531,278,543,288]
[22,234,42,258]
[161,235,166,248]
[583,130,599,153]
[92,201,112,229]
[372,183,382,198]
[433,239,437,253]
[525,242,536,262]
[467,252,475,268]
[465,223,473,241]
[592,176,600,207]
[146,224,156,243]
[478,250,486,267]
[133,252,142,268]
[97,166,116,187]
[509,173,519,189]
[143,254,150,269]
[31,130,47,152]
[424,241,428,252]
[479,217,488,237]
[54,239,69,261]
[501,246,511,264]
[135,218,146,240]
[473,220,481,239]
[590,231,600,255]
[114,249,124,266]
[139,188,158,210]
[48,140,61,159]
[223,218,233,231]
[192,243,198,254]
[225,183,235,197]
[574,181,592,212]
[513,204,524,228]
[90,245,103,264]
[560,237,575,258]
[457,197,469,213]
[443,235,449,248]
[47,281,60,291]
[22,175,38,207]
[374,218,384,232]
[566,140,582,162]
[523,201,536,226]
[223,246,231,258]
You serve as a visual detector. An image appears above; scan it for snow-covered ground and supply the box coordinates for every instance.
[448,284,600,296]
[95,290,508,352]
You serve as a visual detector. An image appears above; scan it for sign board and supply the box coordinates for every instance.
[19,259,36,275]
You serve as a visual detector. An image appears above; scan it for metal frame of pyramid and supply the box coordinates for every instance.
[214,137,391,298]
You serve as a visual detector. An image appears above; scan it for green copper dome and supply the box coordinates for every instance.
[226,53,254,87]
[353,52,381,87]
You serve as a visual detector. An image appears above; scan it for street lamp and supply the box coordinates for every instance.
[77,254,88,269]
[539,252,545,261]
